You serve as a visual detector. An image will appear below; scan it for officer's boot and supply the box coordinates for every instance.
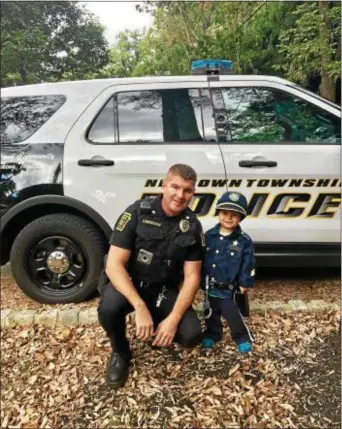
[106,350,131,388]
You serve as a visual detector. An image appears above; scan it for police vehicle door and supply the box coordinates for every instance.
[208,79,341,245]
[64,80,226,232]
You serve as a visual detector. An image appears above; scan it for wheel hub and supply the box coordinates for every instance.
[46,251,70,274]
[27,234,86,295]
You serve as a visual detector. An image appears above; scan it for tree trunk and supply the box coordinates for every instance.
[318,0,336,102]
[19,66,27,85]
[319,74,336,102]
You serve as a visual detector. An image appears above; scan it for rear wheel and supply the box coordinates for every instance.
[10,213,106,303]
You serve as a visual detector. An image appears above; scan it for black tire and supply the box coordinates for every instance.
[10,213,106,304]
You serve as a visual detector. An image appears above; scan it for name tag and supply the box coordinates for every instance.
[142,219,162,227]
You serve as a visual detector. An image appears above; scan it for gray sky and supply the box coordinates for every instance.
[80,1,154,46]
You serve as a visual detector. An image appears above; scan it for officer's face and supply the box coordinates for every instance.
[218,210,241,231]
[161,174,195,216]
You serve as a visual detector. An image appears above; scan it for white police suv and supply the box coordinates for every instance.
[1,60,340,303]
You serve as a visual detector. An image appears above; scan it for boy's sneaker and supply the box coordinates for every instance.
[238,342,252,353]
[202,338,215,349]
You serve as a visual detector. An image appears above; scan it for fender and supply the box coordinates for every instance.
[0,194,112,239]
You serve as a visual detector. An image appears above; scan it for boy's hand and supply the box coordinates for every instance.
[239,287,248,295]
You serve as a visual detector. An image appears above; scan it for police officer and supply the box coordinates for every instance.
[98,164,204,388]
[201,191,255,352]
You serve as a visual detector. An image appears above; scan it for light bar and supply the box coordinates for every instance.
[191,59,233,75]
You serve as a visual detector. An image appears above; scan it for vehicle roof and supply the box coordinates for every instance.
[1,74,295,96]
[3,74,339,111]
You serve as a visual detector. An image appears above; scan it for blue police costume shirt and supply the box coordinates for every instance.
[204,223,255,298]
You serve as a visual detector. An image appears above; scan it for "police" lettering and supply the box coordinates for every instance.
[141,192,341,219]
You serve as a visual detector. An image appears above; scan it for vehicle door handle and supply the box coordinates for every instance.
[78,159,115,166]
[239,160,277,168]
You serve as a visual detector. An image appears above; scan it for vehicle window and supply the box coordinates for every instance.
[0,95,66,145]
[117,90,164,143]
[216,87,340,144]
[88,88,217,144]
[88,97,115,143]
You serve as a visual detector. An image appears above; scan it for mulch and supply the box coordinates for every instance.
[1,310,340,428]
[1,267,340,311]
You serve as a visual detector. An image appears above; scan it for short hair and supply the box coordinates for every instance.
[166,164,197,184]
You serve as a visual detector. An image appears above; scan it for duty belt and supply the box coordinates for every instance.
[209,280,235,290]
[137,280,164,290]
[135,280,168,309]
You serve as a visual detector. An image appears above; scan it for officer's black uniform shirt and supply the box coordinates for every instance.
[110,197,204,286]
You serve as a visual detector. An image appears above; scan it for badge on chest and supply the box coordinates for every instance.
[228,240,242,253]
[179,219,190,233]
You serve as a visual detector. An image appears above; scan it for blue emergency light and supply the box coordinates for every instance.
[191,59,233,75]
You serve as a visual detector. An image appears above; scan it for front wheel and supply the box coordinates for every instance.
[10,213,106,304]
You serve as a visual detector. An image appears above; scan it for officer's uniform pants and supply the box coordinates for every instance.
[204,295,253,345]
[98,282,202,355]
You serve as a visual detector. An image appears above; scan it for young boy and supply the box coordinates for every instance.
[202,191,255,353]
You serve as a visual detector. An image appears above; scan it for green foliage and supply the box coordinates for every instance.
[1,1,109,86]
[276,1,341,84]
[132,1,340,101]
[133,2,297,76]
[104,30,145,78]
[2,0,340,102]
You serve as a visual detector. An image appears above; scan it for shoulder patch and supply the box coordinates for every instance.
[116,212,132,231]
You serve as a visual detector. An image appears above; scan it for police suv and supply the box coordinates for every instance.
[1,60,341,303]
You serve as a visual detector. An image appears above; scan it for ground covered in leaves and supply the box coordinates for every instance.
[1,311,340,428]
[1,267,340,311]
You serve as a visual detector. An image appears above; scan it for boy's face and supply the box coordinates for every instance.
[218,209,241,230]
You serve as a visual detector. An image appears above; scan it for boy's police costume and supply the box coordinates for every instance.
[202,191,255,350]
[98,196,204,386]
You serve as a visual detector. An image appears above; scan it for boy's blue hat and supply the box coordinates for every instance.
[215,191,248,220]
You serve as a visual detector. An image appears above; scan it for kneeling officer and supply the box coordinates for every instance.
[98,164,204,388]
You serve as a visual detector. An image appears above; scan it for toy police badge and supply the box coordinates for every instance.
[179,219,190,233]
[229,242,241,252]
[229,192,240,202]
[116,212,132,231]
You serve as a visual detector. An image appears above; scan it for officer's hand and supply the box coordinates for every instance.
[240,287,248,295]
[152,315,178,347]
[135,305,154,341]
